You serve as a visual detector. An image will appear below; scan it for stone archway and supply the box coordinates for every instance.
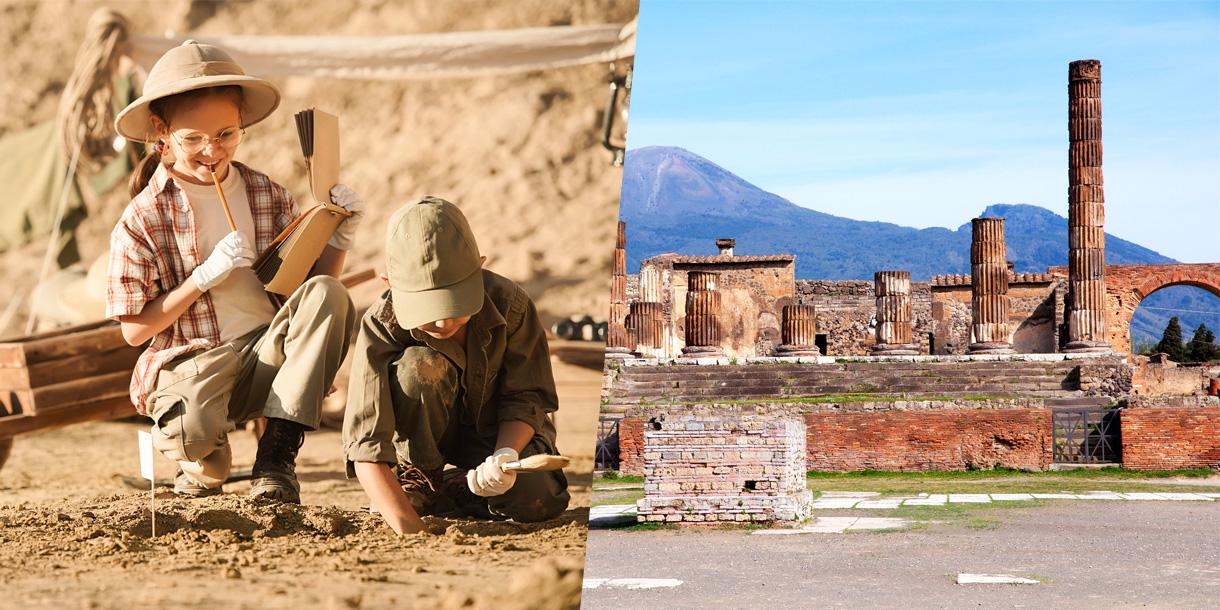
[1104,264,1220,355]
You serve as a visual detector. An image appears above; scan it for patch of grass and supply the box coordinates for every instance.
[621,521,679,532]
[803,467,1220,494]
[592,489,644,507]
[593,473,643,486]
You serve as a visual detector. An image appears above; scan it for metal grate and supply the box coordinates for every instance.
[595,416,621,471]
[1052,407,1122,464]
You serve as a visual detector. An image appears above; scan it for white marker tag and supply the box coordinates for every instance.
[138,430,154,481]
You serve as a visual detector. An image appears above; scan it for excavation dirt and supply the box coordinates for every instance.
[0,360,597,610]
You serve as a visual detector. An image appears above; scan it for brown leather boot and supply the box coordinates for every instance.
[249,418,305,503]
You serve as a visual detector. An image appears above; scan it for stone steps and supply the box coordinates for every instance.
[606,361,1093,405]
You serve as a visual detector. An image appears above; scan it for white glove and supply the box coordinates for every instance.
[191,230,255,292]
[467,447,518,497]
[327,183,365,250]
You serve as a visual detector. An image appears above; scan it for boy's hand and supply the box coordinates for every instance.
[467,447,518,497]
[327,184,365,251]
[192,230,255,291]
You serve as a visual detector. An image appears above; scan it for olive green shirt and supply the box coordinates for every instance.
[343,269,559,467]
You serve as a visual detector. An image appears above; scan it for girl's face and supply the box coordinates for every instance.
[152,93,242,184]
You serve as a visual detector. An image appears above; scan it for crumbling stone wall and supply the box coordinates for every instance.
[1121,405,1220,470]
[633,406,812,524]
[1130,357,1209,396]
[930,276,1058,355]
[794,280,933,355]
[1077,360,1133,397]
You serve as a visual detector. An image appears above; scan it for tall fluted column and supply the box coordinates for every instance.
[872,270,919,355]
[1064,59,1111,353]
[968,217,1014,354]
[627,302,663,356]
[681,271,724,356]
[606,221,632,358]
[776,304,820,356]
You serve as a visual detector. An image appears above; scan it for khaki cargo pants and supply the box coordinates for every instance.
[383,346,569,523]
[147,276,356,487]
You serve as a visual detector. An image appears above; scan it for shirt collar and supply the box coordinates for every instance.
[149,160,248,197]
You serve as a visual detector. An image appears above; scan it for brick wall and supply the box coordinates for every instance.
[804,409,1053,471]
[619,406,1054,474]
[634,407,812,523]
[1120,407,1220,470]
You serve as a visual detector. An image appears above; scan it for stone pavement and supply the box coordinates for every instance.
[590,489,1219,528]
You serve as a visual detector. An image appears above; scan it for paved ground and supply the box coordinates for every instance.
[582,502,1220,609]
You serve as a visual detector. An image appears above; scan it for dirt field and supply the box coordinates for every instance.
[0,360,599,610]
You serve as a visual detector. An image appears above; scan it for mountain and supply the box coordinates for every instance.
[619,146,1218,346]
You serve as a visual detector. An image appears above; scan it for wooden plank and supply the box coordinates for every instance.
[0,346,141,389]
[0,370,131,415]
[0,395,135,439]
[340,268,376,289]
[0,321,126,368]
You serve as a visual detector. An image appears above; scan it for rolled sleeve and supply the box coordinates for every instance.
[105,213,161,319]
[493,289,558,434]
[342,302,405,477]
[271,182,301,235]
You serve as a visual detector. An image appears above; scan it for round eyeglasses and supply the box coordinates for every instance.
[170,127,245,154]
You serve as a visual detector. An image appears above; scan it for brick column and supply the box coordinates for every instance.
[626,302,663,356]
[872,270,919,355]
[1064,59,1111,353]
[968,217,1014,354]
[681,271,724,356]
[606,221,632,358]
[776,304,820,356]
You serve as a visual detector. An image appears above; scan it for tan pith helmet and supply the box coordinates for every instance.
[114,40,280,142]
[386,197,485,330]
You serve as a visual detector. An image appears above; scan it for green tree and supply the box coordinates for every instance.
[1185,323,1218,362]
[1153,316,1185,361]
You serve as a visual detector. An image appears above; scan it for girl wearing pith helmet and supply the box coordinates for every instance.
[106,40,361,503]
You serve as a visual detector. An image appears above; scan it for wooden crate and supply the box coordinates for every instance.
[0,321,140,417]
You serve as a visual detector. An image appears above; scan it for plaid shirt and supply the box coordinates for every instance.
[106,161,298,409]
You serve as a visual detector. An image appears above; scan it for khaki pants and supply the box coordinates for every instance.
[147,276,356,486]
[388,346,569,523]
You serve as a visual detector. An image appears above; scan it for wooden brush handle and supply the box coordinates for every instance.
[501,454,570,472]
[209,169,238,232]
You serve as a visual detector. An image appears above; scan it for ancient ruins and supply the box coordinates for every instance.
[604,61,1220,516]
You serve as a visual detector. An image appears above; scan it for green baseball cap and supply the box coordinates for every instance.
[385,197,485,330]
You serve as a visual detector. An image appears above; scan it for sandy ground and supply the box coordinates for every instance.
[583,502,1220,609]
[0,359,600,610]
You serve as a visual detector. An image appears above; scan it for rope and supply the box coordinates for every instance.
[57,8,129,172]
[26,136,84,335]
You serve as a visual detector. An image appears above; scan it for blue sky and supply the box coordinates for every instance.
[626,0,1220,262]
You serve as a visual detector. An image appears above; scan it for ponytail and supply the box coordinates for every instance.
[128,146,168,198]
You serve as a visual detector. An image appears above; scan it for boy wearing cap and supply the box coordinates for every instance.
[343,197,569,535]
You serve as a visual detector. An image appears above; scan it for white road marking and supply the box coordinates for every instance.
[584,578,684,590]
[957,573,1040,585]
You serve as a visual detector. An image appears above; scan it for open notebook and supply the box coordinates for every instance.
[252,108,352,295]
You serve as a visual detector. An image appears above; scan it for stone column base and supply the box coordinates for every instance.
[967,342,1015,355]
[775,345,821,357]
[871,344,920,356]
[681,345,724,357]
[1064,340,1111,353]
[604,347,634,359]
